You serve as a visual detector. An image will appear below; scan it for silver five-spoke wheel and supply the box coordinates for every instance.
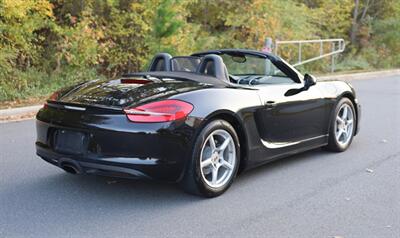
[335,104,354,146]
[200,129,236,188]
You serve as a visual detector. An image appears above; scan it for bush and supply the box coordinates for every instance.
[335,55,371,71]
[0,67,101,101]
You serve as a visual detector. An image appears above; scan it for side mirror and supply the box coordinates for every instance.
[304,73,317,89]
[284,73,317,97]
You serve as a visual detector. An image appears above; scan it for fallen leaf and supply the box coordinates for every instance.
[380,139,388,143]
[107,180,117,184]
[344,197,351,201]
[366,168,374,173]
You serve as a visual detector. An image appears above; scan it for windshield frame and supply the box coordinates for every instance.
[192,49,303,84]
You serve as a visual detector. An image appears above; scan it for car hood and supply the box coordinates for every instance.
[54,77,212,108]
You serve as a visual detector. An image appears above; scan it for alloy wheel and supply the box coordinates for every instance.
[334,104,354,146]
[200,129,236,188]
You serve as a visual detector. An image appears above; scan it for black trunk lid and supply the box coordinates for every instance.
[55,77,210,109]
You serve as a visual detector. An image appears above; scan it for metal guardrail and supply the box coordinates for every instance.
[274,38,345,72]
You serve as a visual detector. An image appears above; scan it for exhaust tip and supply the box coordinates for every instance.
[61,163,80,174]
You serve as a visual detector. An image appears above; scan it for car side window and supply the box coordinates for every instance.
[259,60,295,84]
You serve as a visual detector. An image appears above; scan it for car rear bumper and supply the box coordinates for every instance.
[35,106,199,181]
[36,144,174,180]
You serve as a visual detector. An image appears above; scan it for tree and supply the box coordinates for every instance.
[0,0,53,71]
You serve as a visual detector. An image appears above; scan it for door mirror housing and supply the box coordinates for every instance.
[304,74,317,89]
[284,73,317,97]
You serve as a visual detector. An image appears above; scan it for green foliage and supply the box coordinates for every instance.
[369,1,400,68]
[0,0,53,71]
[0,66,102,101]
[96,1,152,75]
[0,0,399,102]
[335,55,371,71]
[309,0,354,39]
[153,0,182,39]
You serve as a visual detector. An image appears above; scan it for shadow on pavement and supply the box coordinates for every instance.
[6,148,329,204]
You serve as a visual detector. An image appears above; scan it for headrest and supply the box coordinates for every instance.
[197,54,229,82]
[148,53,172,71]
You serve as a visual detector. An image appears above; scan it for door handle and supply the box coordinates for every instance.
[265,101,277,108]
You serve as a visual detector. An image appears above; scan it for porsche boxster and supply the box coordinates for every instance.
[36,49,361,197]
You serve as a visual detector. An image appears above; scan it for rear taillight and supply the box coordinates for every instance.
[49,91,59,101]
[43,91,59,109]
[124,100,193,123]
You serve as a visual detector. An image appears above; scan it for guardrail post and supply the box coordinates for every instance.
[331,42,335,73]
[320,42,323,56]
[298,42,302,65]
[263,37,273,53]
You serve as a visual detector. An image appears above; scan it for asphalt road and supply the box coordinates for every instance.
[1,75,399,238]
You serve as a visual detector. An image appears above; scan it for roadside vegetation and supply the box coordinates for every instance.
[0,0,399,102]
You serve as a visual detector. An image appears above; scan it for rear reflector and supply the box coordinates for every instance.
[124,100,193,123]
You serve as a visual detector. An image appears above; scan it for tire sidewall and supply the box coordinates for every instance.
[192,119,240,197]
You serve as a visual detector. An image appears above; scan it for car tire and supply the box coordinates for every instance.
[180,119,240,197]
[324,97,356,152]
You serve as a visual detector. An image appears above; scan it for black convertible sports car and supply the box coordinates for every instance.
[36,49,361,197]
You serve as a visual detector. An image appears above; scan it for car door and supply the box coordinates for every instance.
[252,57,329,147]
[255,82,328,145]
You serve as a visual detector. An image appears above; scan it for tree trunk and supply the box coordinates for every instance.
[350,0,360,45]
[360,0,373,22]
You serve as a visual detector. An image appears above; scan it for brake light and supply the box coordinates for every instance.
[124,100,193,123]
[49,91,59,101]
[121,78,151,84]
[43,91,59,109]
